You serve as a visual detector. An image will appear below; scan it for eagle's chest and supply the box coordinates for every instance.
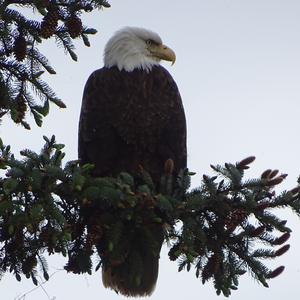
[105,83,173,148]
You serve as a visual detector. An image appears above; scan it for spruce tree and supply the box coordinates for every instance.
[1,1,300,297]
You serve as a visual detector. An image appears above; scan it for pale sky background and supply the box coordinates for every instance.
[1,0,300,299]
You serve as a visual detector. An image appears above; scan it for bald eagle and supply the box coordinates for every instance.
[78,27,187,297]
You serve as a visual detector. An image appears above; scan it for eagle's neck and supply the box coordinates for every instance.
[104,50,159,72]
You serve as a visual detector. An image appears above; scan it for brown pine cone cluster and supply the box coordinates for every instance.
[202,253,222,281]
[14,94,27,123]
[66,15,83,38]
[224,208,249,231]
[13,35,27,61]
[40,0,50,7]
[41,7,60,38]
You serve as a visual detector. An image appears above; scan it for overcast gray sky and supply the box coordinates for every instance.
[1,0,300,299]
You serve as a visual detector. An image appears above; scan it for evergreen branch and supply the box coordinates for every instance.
[0,0,109,126]
[27,48,56,75]
[54,30,77,61]
[0,142,299,296]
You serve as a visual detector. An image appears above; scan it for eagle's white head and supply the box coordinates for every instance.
[104,27,176,72]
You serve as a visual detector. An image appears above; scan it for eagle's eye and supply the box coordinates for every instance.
[146,39,158,46]
[146,39,153,46]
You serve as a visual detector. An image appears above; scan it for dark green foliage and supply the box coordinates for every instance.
[168,158,299,297]
[0,0,109,127]
[0,138,299,296]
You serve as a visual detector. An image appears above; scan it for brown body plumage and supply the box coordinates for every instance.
[78,27,186,297]
[79,65,186,184]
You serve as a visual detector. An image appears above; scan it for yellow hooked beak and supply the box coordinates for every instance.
[150,44,176,65]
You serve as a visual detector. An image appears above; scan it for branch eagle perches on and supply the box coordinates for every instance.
[0,136,299,297]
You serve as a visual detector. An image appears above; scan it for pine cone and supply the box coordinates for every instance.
[13,35,27,61]
[40,0,50,7]
[12,94,27,123]
[87,224,103,245]
[224,208,249,231]
[41,7,60,38]
[66,15,83,39]
[202,253,221,282]
[16,94,27,115]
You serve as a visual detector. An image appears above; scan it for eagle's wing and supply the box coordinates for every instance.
[78,68,119,176]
